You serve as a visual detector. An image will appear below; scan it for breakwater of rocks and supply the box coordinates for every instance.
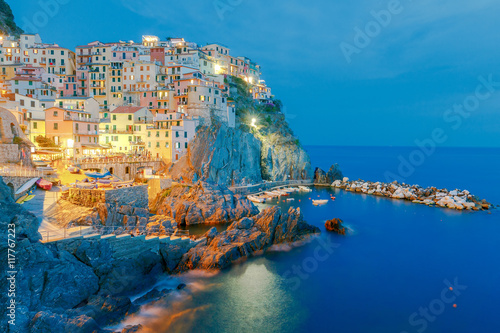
[331,178,493,211]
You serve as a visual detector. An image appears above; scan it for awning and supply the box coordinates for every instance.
[81,144,112,149]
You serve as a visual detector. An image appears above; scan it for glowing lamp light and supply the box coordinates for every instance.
[251,118,257,128]
[67,139,74,148]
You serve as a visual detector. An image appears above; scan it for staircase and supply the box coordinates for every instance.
[46,231,206,259]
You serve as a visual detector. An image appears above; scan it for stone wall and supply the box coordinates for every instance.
[0,143,20,163]
[148,178,172,204]
[105,185,148,209]
[63,188,106,208]
[1,176,37,200]
[78,161,163,181]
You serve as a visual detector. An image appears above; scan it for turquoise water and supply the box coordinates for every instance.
[131,146,500,333]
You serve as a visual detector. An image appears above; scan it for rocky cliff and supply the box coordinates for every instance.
[168,76,313,186]
[177,206,320,271]
[0,0,22,36]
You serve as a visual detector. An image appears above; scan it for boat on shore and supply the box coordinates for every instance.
[36,178,53,191]
[15,177,39,196]
[248,195,266,203]
[68,166,80,174]
[84,170,112,179]
[312,199,329,206]
[299,186,312,192]
[112,180,134,188]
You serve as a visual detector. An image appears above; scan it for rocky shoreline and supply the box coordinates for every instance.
[331,178,493,211]
[0,176,319,333]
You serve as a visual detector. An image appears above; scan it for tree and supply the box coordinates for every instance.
[35,136,60,148]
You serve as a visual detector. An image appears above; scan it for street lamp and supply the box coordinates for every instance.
[251,118,257,128]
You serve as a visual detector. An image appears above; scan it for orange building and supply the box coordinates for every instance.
[44,107,100,156]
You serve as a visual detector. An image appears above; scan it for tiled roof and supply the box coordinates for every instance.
[110,106,145,114]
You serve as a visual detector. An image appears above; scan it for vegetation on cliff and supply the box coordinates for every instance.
[0,0,23,36]
[168,76,312,186]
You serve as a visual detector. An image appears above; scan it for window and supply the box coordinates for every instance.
[75,123,79,130]
[20,99,24,106]
[128,115,132,121]
[54,111,58,117]
[112,115,116,120]
[33,122,37,129]
[185,142,188,149]
[87,124,90,131]
[156,142,160,148]
[184,132,187,138]
[165,142,169,148]
[175,142,180,149]
[176,131,179,138]
[54,123,58,130]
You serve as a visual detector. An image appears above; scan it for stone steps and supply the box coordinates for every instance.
[45,230,199,260]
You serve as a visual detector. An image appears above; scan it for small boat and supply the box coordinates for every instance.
[36,166,56,175]
[16,194,35,204]
[112,180,134,188]
[299,186,312,192]
[248,195,266,203]
[331,196,336,200]
[15,178,39,195]
[45,177,61,186]
[74,182,98,189]
[287,198,295,201]
[36,178,53,191]
[23,194,35,203]
[85,170,112,179]
[68,166,80,174]
[312,199,329,206]
[16,194,28,204]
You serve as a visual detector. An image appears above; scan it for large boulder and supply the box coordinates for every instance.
[314,164,344,185]
[152,182,259,225]
[176,206,320,271]
[325,218,346,235]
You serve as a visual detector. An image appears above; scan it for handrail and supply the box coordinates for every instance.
[41,224,189,242]
[0,166,46,178]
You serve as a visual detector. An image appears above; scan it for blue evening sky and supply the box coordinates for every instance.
[9,0,500,147]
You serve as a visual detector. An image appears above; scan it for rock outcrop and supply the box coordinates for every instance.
[176,206,320,271]
[325,218,346,235]
[332,179,493,211]
[314,164,344,185]
[152,181,259,226]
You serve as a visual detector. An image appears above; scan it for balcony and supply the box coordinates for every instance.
[101,129,134,134]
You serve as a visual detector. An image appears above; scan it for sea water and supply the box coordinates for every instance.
[135,146,500,333]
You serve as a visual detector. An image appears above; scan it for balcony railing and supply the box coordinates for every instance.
[101,129,134,134]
